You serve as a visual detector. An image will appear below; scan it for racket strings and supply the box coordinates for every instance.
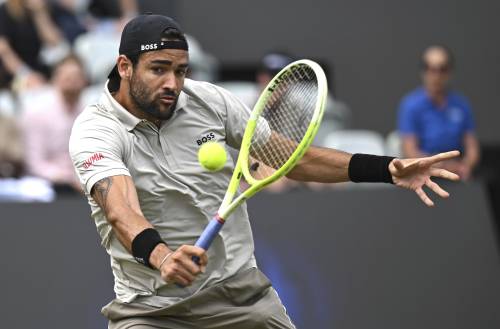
[249,65,318,180]
[258,85,311,163]
[259,68,317,162]
[269,82,316,162]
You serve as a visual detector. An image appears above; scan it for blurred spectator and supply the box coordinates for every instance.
[255,52,352,191]
[85,0,137,32]
[218,51,351,192]
[0,92,55,201]
[88,0,137,19]
[254,52,298,192]
[256,52,294,88]
[51,0,87,44]
[186,34,219,82]
[72,0,140,84]
[313,74,351,147]
[21,54,87,194]
[0,0,78,90]
[257,52,351,146]
[0,112,23,178]
[398,45,480,180]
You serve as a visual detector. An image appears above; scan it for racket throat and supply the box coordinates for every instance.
[214,213,225,224]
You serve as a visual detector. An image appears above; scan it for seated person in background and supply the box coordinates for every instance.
[21,54,87,193]
[0,112,24,178]
[0,0,74,90]
[254,52,298,192]
[86,0,138,31]
[398,45,480,180]
[49,0,87,44]
[258,51,351,146]
[185,34,219,82]
[256,51,352,191]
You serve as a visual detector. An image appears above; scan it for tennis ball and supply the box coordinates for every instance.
[198,141,227,171]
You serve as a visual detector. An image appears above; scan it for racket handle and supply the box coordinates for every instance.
[195,217,224,250]
[192,217,224,264]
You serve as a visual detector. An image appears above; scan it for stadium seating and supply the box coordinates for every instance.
[322,129,386,155]
[74,31,120,83]
[385,130,402,158]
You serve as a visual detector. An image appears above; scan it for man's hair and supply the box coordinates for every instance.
[420,44,455,70]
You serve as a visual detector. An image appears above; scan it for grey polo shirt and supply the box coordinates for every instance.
[69,79,257,307]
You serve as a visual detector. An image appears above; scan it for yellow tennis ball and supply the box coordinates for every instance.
[198,141,227,171]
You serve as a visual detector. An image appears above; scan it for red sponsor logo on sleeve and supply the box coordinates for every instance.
[83,152,105,169]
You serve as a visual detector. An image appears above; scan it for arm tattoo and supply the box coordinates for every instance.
[92,177,113,212]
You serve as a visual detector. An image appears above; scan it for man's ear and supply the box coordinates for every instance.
[117,55,133,79]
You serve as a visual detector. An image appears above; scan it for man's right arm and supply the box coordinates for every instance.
[91,174,207,286]
[91,175,153,255]
[70,112,207,285]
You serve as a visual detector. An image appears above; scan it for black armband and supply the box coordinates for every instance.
[131,228,165,268]
[348,154,395,184]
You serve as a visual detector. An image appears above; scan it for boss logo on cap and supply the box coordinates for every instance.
[141,43,158,51]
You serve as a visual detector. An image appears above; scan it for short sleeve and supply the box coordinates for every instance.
[216,87,253,149]
[69,110,130,194]
[397,98,418,136]
[216,87,287,150]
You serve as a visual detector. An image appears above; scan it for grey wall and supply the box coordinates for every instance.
[249,182,500,328]
[1,182,499,328]
[0,200,114,329]
[174,0,500,143]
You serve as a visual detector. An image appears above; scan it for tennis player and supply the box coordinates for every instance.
[69,14,460,329]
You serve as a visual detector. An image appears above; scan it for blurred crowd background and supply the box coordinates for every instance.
[1,1,499,328]
[0,0,498,221]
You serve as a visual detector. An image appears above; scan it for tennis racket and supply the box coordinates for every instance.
[195,59,328,251]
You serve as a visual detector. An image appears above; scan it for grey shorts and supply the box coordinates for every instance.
[103,268,296,329]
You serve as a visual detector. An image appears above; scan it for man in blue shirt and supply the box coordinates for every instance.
[398,45,480,180]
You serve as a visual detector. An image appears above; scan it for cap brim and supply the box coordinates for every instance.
[108,65,119,80]
[108,65,120,92]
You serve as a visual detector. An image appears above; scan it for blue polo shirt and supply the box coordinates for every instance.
[397,87,475,154]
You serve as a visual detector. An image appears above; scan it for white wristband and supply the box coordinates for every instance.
[158,252,173,270]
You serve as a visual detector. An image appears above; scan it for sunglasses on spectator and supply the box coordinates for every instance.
[423,63,450,74]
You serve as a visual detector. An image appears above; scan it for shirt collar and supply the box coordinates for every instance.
[101,80,188,132]
[421,87,451,108]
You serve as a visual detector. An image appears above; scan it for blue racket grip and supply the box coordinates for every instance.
[192,217,224,264]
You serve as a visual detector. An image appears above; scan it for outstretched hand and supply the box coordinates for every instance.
[389,151,461,207]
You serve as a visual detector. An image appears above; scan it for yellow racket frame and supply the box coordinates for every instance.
[218,59,328,220]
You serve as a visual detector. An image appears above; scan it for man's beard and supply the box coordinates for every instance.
[129,74,178,121]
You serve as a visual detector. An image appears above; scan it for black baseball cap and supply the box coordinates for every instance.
[108,13,188,90]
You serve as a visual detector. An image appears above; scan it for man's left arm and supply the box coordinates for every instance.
[287,146,460,207]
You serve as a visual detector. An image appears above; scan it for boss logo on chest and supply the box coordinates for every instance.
[196,132,216,145]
